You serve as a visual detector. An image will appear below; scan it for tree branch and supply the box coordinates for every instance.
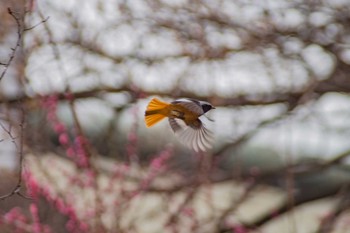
[0,108,31,201]
[0,8,23,82]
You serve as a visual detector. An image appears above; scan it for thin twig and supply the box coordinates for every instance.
[24,16,50,31]
[0,7,33,201]
[215,180,256,233]
[0,108,32,201]
[316,185,350,233]
[0,8,23,82]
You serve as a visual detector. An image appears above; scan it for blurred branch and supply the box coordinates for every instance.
[0,87,297,106]
[215,181,256,233]
[217,155,350,232]
[316,186,350,233]
[165,186,198,229]
[322,149,350,167]
[4,53,349,110]
[66,40,189,64]
[213,110,290,157]
[0,83,318,109]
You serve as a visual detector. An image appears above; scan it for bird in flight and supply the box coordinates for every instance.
[144,98,215,152]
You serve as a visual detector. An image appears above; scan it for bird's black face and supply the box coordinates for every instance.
[201,104,214,113]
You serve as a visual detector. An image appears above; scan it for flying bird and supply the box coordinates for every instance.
[144,98,215,152]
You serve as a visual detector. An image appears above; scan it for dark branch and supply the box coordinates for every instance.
[0,8,23,82]
[24,16,50,31]
[0,108,31,201]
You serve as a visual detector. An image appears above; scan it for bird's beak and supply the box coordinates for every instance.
[212,107,216,109]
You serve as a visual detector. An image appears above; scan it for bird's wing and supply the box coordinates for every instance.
[172,99,204,116]
[168,117,213,152]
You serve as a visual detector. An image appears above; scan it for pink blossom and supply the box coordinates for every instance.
[79,222,89,231]
[127,131,137,141]
[30,203,43,233]
[77,153,89,168]
[29,203,39,216]
[133,147,174,196]
[74,136,90,168]
[150,148,172,171]
[4,207,27,224]
[84,169,96,187]
[24,172,40,199]
[66,220,75,232]
[75,135,86,145]
[42,225,53,233]
[112,164,129,178]
[231,224,248,233]
[54,123,66,134]
[182,207,194,217]
[59,133,69,145]
[150,157,164,170]
[66,147,75,157]
[41,94,92,168]
[55,198,65,212]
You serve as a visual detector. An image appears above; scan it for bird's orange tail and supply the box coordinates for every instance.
[144,98,170,127]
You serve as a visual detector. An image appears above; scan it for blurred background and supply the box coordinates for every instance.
[1,0,350,232]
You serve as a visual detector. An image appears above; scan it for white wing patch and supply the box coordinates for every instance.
[168,118,213,152]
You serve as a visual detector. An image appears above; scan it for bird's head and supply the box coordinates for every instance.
[199,101,215,113]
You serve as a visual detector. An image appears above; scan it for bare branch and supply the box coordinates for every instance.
[0,8,23,82]
[0,108,31,201]
[24,16,50,31]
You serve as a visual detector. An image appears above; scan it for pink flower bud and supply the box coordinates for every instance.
[59,133,69,145]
